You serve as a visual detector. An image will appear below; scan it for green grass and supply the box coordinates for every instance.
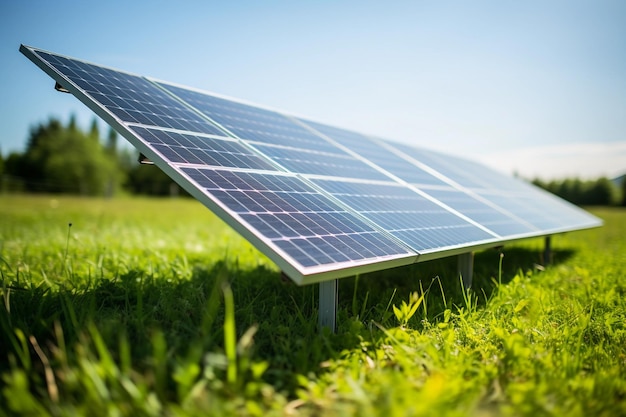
[1,195,625,416]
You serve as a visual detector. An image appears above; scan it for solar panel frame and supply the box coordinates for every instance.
[20,44,603,285]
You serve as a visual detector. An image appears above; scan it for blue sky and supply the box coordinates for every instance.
[1,0,625,179]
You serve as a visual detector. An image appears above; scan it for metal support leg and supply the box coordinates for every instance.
[544,236,552,266]
[318,279,338,333]
[457,252,474,289]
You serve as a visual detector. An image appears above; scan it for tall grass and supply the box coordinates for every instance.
[1,195,625,416]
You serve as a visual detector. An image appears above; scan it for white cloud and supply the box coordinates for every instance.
[470,141,626,180]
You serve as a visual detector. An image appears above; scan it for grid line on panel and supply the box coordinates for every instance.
[156,83,341,153]
[296,118,450,187]
[389,143,495,190]
[181,168,414,269]
[367,139,544,233]
[423,187,537,236]
[387,141,600,232]
[311,179,497,252]
[478,190,600,232]
[251,143,390,180]
[285,117,519,241]
[129,126,278,170]
[157,83,394,180]
[33,50,225,135]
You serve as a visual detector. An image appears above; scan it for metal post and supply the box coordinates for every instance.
[544,236,552,266]
[457,252,474,289]
[318,279,338,332]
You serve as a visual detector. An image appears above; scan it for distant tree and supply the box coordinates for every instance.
[125,163,183,196]
[622,177,626,207]
[105,126,118,156]
[0,149,4,192]
[89,118,100,141]
[552,178,581,203]
[3,152,27,191]
[6,116,125,195]
[103,126,120,198]
[546,179,560,196]
[531,178,546,190]
[68,114,77,131]
[582,177,615,206]
[16,118,65,191]
[531,176,617,207]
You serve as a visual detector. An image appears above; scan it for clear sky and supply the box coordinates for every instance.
[1,0,625,180]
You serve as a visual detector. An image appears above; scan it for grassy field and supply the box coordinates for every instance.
[1,194,625,416]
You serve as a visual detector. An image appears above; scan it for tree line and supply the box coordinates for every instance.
[531,176,625,207]
[1,116,181,197]
[1,116,625,206]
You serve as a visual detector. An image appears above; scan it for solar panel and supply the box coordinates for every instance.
[21,44,602,287]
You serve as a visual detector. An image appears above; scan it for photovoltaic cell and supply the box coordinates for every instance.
[478,190,599,232]
[387,141,600,233]
[385,143,488,189]
[130,126,278,170]
[21,44,602,284]
[311,179,496,251]
[423,188,536,236]
[251,143,390,180]
[156,82,341,153]
[33,50,224,135]
[156,82,394,181]
[299,119,449,187]
[181,168,413,268]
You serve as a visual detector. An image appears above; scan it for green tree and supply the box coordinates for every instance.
[531,178,546,190]
[6,116,125,195]
[3,152,26,191]
[622,177,626,207]
[68,114,77,131]
[0,149,4,192]
[582,177,615,206]
[89,118,100,141]
[103,126,120,198]
[531,176,617,207]
[125,164,183,196]
[105,126,118,156]
[552,178,582,204]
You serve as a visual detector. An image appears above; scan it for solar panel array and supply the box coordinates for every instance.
[21,45,602,284]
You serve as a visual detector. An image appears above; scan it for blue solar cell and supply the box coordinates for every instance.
[251,143,389,180]
[388,142,518,190]
[478,190,600,232]
[156,83,393,181]
[423,188,537,236]
[130,126,278,170]
[33,50,225,136]
[311,179,496,251]
[299,119,449,186]
[180,168,413,268]
[155,82,341,152]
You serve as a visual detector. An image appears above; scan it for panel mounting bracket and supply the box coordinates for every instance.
[543,236,552,266]
[54,81,70,93]
[138,153,154,165]
[457,252,474,289]
[318,279,338,333]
